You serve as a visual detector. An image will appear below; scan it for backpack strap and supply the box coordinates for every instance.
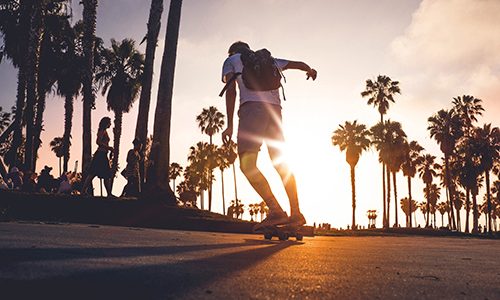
[219,72,241,97]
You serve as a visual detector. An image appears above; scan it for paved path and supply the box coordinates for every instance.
[0,222,499,299]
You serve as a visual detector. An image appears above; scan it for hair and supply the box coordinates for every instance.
[98,117,111,131]
[228,41,250,55]
[132,138,142,146]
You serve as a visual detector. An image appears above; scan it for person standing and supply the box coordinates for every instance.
[82,117,115,197]
[220,41,317,229]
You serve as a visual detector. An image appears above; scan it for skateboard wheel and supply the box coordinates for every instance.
[296,234,303,241]
[278,232,288,241]
[264,233,273,240]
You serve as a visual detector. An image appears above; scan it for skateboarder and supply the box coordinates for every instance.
[220,41,317,230]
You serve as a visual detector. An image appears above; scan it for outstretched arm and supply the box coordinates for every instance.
[222,72,237,145]
[283,61,317,80]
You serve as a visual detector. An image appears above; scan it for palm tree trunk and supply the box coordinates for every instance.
[472,192,479,234]
[350,165,356,230]
[32,84,46,171]
[146,0,182,204]
[393,171,398,227]
[82,0,98,181]
[62,94,73,173]
[408,176,412,228]
[425,183,430,227]
[441,214,445,228]
[444,156,456,230]
[59,157,62,177]
[465,188,470,233]
[380,113,387,228]
[110,111,123,190]
[24,0,44,172]
[485,171,492,233]
[232,163,238,201]
[386,166,391,227]
[135,0,164,191]
[221,168,226,215]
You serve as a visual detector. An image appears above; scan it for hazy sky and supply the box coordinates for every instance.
[0,0,499,228]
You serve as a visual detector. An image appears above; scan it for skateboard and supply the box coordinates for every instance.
[259,223,304,241]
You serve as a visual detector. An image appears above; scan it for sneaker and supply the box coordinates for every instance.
[288,213,306,226]
[253,210,289,231]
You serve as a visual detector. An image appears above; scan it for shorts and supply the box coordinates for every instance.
[237,101,285,155]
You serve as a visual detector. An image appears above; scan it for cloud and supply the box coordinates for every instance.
[390,0,500,118]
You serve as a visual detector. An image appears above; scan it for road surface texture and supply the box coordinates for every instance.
[0,222,499,299]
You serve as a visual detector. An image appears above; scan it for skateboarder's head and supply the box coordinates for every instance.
[228,41,250,56]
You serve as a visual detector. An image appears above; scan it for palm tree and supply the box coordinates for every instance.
[332,120,371,230]
[81,0,98,179]
[361,75,400,229]
[187,142,215,210]
[428,109,462,230]
[452,95,484,136]
[400,197,418,227]
[229,199,244,219]
[401,141,424,227]
[0,0,29,168]
[216,145,231,215]
[424,184,440,228]
[147,0,182,203]
[473,124,499,233]
[259,201,269,222]
[134,0,164,190]
[168,162,183,197]
[418,154,439,227]
[223,140,239,205]
[437,202,449,228]
[96,38,144,188]
[56,21,85,173]
[196,106,225,212]
[49,136,64,176]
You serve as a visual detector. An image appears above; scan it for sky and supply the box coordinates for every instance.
[0,0,499,228]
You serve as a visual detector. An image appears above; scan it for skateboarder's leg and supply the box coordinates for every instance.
[239,152,284,214]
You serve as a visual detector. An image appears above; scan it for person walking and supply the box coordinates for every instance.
[121,138,142,197]
[220,41,317,230]
[82,117,115,197]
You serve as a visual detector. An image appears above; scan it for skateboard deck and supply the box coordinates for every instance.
[258,223,304,241]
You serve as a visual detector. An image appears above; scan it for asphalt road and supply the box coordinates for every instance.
[0,222,499,300]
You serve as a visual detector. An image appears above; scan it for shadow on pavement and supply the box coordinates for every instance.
[0,239,297,299]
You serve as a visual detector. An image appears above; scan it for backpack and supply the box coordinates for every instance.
[219,48,286,97]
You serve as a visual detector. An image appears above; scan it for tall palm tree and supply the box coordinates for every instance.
[147,0,182,203]
[187,142,214,210]
[216,145,231,215]
[49,136,64,176]
[401,141,424,227]
[418,154,439,227]
[473,124,499,233]
[361,75,400,228]
[134,0,164,190]
[81,0,98,181]
[0,0,29,168]
[332,120,371,230]
[452,95,484,136]
[223,140,239,206]
[96,38,144,188]
[384,121,407,227]
[55,21,91,173]
[196,106,225,212]
[168,162,183,197]
[423,183,440,228]
[428,109,462,230]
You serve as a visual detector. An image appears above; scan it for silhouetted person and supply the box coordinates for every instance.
[6,166,23,190]
[82,117,115,197]
[37,166,56,193]
[220,41,317,230]
[22,171,37,193]
[121,138,142,197]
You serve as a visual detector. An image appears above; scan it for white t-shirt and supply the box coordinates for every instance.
[222,53,289,106]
